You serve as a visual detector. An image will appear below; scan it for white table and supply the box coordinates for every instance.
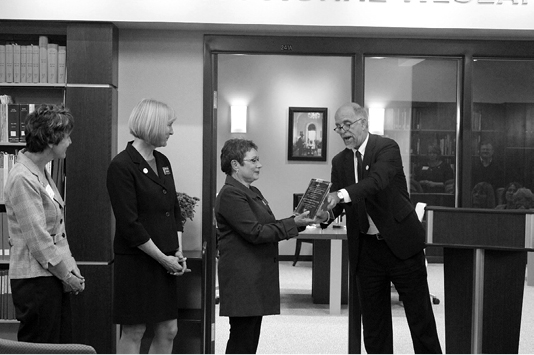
[297,226,347,315]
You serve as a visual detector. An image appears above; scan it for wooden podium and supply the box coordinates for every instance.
[426,207,534,354]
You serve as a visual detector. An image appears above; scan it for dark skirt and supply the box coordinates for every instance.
[113,253,178,325]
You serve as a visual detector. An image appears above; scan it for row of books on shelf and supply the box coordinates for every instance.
[385,108,413,130]
[0,205,13,319]
[0,152,57,207]
[0,269,15,320]
[0,96,34,143]
[0,152,18,206]
[411,134,456,156]
[0,36,66,84]
[384,107,455,131]
[472,111,482,131]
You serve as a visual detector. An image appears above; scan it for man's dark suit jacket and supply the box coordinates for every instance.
[107,142,184,255]
[330,133,425,270]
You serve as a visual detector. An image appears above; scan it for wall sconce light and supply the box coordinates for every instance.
[368,107,385,136]
[231,105,247,133]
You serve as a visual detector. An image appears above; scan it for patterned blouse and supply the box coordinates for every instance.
[4,151,76,279]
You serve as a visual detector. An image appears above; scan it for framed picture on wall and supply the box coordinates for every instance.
[288,107,328,162]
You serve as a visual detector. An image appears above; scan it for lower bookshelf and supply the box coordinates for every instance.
[0,320,19,340]
[0,259,18,341]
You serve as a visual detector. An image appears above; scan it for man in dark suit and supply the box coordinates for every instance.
[325,102,442,354]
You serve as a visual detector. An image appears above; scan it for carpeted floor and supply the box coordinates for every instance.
[215,261,534,354]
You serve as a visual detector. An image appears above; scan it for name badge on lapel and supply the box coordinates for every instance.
[45,184,55,199]
[162,167,171,175]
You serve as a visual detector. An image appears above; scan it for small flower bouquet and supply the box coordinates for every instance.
[177,192,200,222]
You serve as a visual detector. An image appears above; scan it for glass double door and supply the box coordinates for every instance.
[364,57,459,211]
[205,36,534,353]
[364,56,534,211]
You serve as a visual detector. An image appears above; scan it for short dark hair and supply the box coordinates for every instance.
[220,138,258,175]
[428,144,441,156]
[479,141,494,150]
[25,104,74,153]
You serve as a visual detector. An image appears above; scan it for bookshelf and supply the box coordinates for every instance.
[384,101,457,263]
[474,102,534,191]
[0,21,118,353]
[471,103,506,159]
[384,101,456,183]
[0,45,69,312]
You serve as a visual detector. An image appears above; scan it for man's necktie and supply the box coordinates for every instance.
[356,150,370,233]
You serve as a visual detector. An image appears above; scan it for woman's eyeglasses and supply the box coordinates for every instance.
[244,157,260,164]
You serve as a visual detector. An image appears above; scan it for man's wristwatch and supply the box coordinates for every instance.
[337,190,344,202]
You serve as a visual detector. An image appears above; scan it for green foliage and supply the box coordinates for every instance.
[177,192,200,222]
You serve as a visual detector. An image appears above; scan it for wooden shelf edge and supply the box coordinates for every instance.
[0,83,66,88]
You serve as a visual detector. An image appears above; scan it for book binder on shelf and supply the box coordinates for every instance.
[58,46,66,84]
[25,45,32,84]
[32,45,39,83]
[0,45,5,83]
[39,36,48,83]
[1,213,8,262]
[20,45,27,84]
[12,44,20,84]
[7,104,19,143]
[47,44,58,84]
[5,44,13,83]
[18,104,29,143]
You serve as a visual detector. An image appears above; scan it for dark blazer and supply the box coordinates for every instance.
[107,142,184,255]
[215,175,300,317]
[331,133,425,269]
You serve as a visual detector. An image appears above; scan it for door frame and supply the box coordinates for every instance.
[202,34,534,353]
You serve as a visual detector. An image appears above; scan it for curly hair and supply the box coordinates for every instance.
[472,181,496,208]
[220,138,258,175]
[25,104,74,153]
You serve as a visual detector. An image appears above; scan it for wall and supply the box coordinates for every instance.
[473,60,534,103]
[116,31,534,255]
[118,34,351,255]
[3,0,534,33]
[118,29,204,250]
[217,54,350,255]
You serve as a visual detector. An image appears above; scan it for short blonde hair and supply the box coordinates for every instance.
[128,98,175,147]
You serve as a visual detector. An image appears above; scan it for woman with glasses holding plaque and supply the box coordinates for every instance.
[215,138,327,354]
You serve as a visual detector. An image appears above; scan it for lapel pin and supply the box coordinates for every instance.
[143,168,148,174]
[366,165,369,170]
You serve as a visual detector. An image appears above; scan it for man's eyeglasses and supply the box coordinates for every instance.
[333,118,363,133]
[244,157,260,164]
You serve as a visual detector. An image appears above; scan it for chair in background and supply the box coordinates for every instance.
[293,238,314,266]
[292,193,313,266]
[496,187,505,205]
[0,337,96,354]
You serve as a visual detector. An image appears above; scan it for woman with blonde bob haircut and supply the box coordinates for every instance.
[107,98,188,354]
[129,99,177,147]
